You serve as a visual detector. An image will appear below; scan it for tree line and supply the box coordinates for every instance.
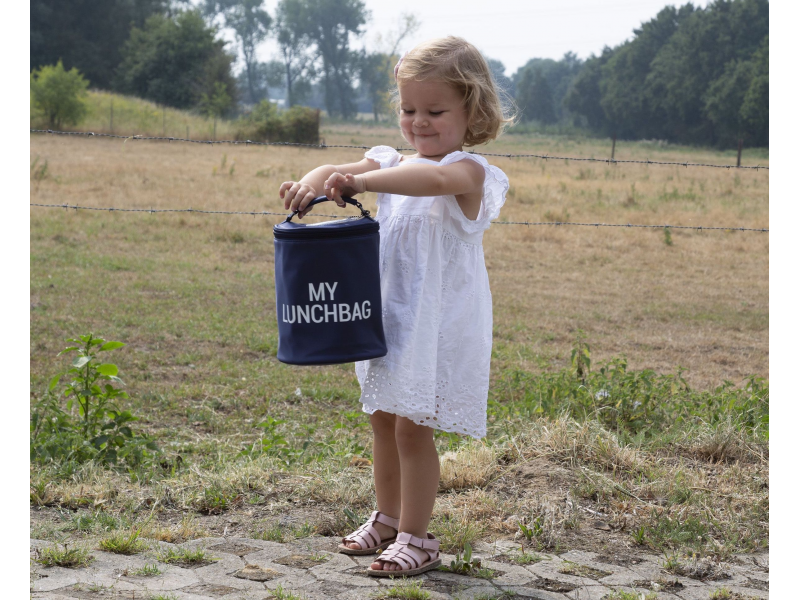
[31,0,768,147]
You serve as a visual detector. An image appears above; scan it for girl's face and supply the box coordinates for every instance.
[398,78,468,161]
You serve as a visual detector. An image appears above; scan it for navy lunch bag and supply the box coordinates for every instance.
[273,196,387,365]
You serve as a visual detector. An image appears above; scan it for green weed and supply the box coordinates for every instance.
[157,546,216,566]
[375,579,431,599]
[30,334,158,468]
[35,543,94,568]
[99,528,149,554]
[132,563,162,576]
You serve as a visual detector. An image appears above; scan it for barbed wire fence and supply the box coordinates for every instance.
[28,203,769,233]
[29,129,769,233]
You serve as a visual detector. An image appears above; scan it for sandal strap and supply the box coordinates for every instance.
[378,532,440,569]
[342,511,398,550]
[374,511,400,529]
[397,532,440,554]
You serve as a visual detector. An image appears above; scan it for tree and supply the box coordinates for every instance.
[31,0,170,88]
[517,68,556,124]
[512,53,583,122]
[293,0,370,118]
[361,13,420,121]
[30,60,90,129]
[644,0,768,144]
[114,10,237,110]
[563,48,613,131]
[202,1,272,105]
[200,81,233,138]
[738,36,768,147]
[274,0,317,107]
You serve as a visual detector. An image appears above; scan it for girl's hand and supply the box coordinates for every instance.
[279,181,319,218]
[324,172,367,204]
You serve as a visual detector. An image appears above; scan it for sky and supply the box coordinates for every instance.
[242,0,713,77]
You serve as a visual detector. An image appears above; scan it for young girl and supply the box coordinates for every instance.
[279,36,511,576]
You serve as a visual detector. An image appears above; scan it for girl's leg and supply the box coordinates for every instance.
[346,410,400,549]
[372,416,440,571]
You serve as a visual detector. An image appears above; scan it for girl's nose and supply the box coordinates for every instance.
[414,116,429,128]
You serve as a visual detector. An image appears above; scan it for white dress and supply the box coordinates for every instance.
[355,146,509,439]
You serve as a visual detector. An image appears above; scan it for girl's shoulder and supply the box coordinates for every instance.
[364,146,402,169]
[440,151,510,229]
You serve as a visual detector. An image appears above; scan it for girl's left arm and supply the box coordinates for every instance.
[325,160,485,202]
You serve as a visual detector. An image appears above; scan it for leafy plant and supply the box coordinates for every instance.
[34,542,94,568]
[99,527,149,555]
[157,546,216,566]
[447,542,482,575]
[132,563,162,577]
[30,334,158,468]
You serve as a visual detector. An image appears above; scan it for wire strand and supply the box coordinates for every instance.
[29,203,769,232]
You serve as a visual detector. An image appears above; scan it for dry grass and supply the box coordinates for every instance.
[30,126,767,389]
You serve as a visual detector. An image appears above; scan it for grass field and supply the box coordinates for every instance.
[30,122,768,561]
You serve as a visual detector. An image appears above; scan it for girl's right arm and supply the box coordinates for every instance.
[279,158,380,218]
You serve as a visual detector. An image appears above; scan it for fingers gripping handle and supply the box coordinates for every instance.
[285,196,371,222]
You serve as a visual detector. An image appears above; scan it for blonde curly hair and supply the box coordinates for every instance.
[394,36,515,147]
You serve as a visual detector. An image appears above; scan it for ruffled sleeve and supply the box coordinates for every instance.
[365,145,402,169]
[439,151,509,232]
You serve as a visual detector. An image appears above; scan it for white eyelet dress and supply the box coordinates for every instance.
[355,146,509,439]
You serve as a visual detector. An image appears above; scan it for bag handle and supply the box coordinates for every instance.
[285,196,371,222]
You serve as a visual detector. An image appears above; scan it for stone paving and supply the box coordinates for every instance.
[30,536,769,600]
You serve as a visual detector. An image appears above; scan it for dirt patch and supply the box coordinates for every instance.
[746,577,769,591]
[529,577,578,593]
[60,586,138,599]
[557,562,612,580]
[233,564,283,581]
[208,540,261,556]
[633,578,685,592]
[596,553,653,567]
[183,584,239,597]
[274,553,330,569]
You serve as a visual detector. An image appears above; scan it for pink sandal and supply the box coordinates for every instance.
[338,510,399,555]
[366,532,442,577]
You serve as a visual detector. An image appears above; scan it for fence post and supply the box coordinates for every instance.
[186,126,190,140]
[611,133,617,160]
[737,138,743,168]
[315,109,321,144]
[110,99,114,134]
[162,107,166,136]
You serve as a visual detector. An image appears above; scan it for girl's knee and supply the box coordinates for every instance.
[394,417,434,453]
[370,411,396,435]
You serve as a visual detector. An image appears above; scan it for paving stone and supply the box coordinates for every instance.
[626,560,665,580]
[724,584,769,599]
[448,583,501,599]
[28,539,769,600]
[29,567,80,593]
[310,566,380,587]
[496,586,569,599]
[426,569,488,587]
[565,585,612,600]
[524,559,600,588]
[675,586,720,600]
[481,560,535,586]
[264,572,318,590]
[126,564,202,592]
[597,568,641,586]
